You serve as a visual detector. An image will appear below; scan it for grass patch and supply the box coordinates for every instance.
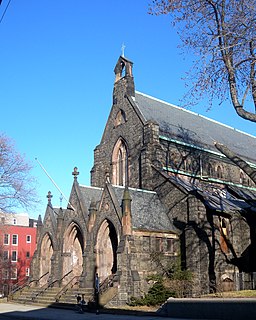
[203,290,256,298]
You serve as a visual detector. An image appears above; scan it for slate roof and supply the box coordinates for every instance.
[113,185,176,233]
[78,184,176,233]
[79,185,103,209]
[164,172,255,214]
[134,91,256,163]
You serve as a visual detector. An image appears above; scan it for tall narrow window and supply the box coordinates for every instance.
[207,163,213,176]
[11,251,17,262]
[3,251,9,261]
[240,172,245,185]
[220,218,229,253]
[12,234,18,245]
[11,268,17,279]
[26,268,30,277]
[3,234,9,245]
[112,139,128,186]
[167,239,174,253]
[216,165,223,179]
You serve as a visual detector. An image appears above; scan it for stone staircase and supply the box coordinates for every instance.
[10,285,94,309]
[9,274,117,309]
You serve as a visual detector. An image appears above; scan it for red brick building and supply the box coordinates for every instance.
[0,213,37,297]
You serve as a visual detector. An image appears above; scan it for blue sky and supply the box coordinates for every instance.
[0,0,255,219]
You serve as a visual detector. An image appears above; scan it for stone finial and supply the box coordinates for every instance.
[37,214,42,226]
[72,166,79,179]
[47,191,53,205]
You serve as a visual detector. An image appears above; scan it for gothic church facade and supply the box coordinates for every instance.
[30,55,256,305]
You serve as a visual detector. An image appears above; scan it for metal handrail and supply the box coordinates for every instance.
[55,275,79,302]
[10,271,49,296]
[99,274,114,294]
[32,270,73,301]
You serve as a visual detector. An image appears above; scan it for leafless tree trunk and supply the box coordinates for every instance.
[149,0,256,122]
[0,133,38,213]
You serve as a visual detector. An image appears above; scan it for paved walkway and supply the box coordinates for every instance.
[0,302,191,320]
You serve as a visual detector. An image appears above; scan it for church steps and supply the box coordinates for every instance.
[10,286,94,309]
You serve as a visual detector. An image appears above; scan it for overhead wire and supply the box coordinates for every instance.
[0,0,12,25]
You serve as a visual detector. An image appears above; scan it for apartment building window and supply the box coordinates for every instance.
[11,251,17,262]
[26,251,30,258]
[11,268,17,279]
[3,251,9,261]
[26,268,30,277]
[3,234,9,245]
[26,235,31,243]
[12,234,18,245]
[2,270,9,279]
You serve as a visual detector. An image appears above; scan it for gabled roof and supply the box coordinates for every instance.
[78,184,176,233]
[134,91,256,163]
[79,185,103,208]
[113,185,176,233]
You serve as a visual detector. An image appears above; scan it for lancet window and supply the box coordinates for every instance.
[112,139,128,186]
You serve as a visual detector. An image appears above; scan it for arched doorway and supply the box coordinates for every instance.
[96,219,118,281]
[62,222,84,283]
[39,233,53,286]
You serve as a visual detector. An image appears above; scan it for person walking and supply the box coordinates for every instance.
[95,273,100,315]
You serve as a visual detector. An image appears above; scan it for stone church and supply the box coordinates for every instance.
[30,55,256,305]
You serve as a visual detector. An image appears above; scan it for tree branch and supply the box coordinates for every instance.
[214,141,256,183]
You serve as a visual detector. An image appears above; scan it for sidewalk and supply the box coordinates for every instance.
[0,302,190,320]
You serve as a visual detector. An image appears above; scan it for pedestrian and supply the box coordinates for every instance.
[76,293,81,305]
[81,294,86,312]
[95,273,100,315]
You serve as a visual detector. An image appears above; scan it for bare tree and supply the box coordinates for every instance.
[0,133,37,213]
[149,0,256,183]
[149,0,256,121]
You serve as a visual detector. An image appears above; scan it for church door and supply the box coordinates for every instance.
[39,233,53,286]
[62,223,84,284]
[96,219,118,281]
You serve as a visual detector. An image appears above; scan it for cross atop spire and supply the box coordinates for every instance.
[47,191,53,204]
[121,43,126,57]
[72,166,79,180]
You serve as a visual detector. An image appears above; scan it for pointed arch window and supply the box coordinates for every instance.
[220,218,229,253]
[207,163,213,177]
[112,139,128,186]
[216,165,223,179]
[240,172,244,185]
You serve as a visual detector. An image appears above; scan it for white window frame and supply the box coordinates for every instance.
[26,235,31,243]
[12,234,18,246]
[11,268,17,279]
[3,234,10,245]
[11,250,17,262]
[2,270,9,280]
[25,267,30,277]
[3,251,9,261]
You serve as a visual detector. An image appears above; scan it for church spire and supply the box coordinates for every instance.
[113,55,135,98]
